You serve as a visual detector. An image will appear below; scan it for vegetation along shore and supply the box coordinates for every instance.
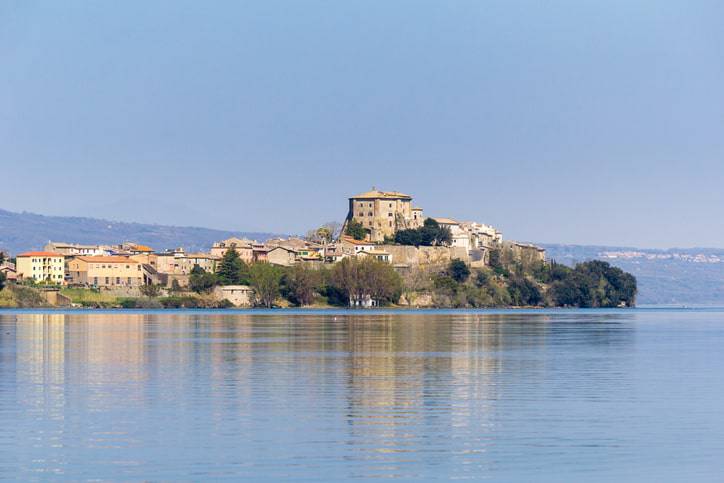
[0,246,636,309]
[0,188,636,309]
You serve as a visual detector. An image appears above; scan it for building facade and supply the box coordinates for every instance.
[266,246,297,266]
[44,242,111,257]
[346,189,424,242]
[211,238,256,264]
[68,256,143,288]
[460,222,503,250]
[432,218,471,250]
[213,285,254,307]
[16,252,65,284]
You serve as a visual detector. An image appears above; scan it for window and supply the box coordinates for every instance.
[368,212,373,216]
[93,277,98,285]
[388,212,392,217]
[389,203,392,208]
[128,277,132,284]
[105,277,110,285]
[116,277,121,285]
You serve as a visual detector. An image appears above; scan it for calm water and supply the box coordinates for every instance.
[1,309,724,481]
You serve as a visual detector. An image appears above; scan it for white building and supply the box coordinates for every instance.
[432,218,471,250]
[44,242,111,257]
[459,222,503,249]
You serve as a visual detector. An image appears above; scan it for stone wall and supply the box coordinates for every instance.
[381,245,470,268]
[39,289,72,307]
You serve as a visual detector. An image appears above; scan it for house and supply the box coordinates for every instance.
[265,237,310,251]
[186,253,219,273]
[340,236,375,254]
[266,246,297,266]
[44,242,111,257]
[67,256,143,288]
[357,249,392,263]
[214,285,254,307]
[155,248,191,275]
[345,188,424,242]
[15,252,66,284]
[323,245,348,263]
[210,238,256,263]
[0,265,17,282]
[460,222,503,250]
[432,218,471,250]
[267,238,323,261]
[127,244,154,255]
[252,246,269,263]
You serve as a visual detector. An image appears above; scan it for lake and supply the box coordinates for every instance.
[1,309,723,481]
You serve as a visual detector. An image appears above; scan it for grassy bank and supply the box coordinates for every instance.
[0,285,50,308]
[60,287,119,307]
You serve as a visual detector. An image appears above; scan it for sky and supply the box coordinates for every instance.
[2,0,723,248]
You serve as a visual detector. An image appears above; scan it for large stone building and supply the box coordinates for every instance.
[346,188,424,242]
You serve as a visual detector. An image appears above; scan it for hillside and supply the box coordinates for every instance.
[541,244,724,306]
[0,209,280,254]
[2,208,721,306]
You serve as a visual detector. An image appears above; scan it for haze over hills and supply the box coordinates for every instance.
[0,209,280,255]
[541,244,724,306]
[1,208,721,306]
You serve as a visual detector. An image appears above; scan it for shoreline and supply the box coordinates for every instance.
[1,305,647,313]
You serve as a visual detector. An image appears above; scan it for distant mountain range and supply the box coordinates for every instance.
[1,208,721,306]
[0,209,280,255]
[541,244,724,306]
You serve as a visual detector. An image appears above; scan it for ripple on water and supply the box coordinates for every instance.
[1,309,723,481]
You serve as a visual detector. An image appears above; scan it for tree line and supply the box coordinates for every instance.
[188,246,636,309]
[188,248,402,308]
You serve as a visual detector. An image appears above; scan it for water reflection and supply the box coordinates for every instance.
[0,310,680,481]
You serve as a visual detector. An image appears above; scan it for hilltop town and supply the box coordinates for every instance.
[0,189,635,309]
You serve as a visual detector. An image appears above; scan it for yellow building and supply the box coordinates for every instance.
[67,256,143,288]
[346,188,424,242]
[15,252,66,284]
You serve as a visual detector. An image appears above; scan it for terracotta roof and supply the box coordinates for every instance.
[350,189,412,200]
[76,256,139,263]
[130,244,153,252]
[17,251,64,258]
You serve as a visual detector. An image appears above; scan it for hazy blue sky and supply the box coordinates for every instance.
[2,0,723,247]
